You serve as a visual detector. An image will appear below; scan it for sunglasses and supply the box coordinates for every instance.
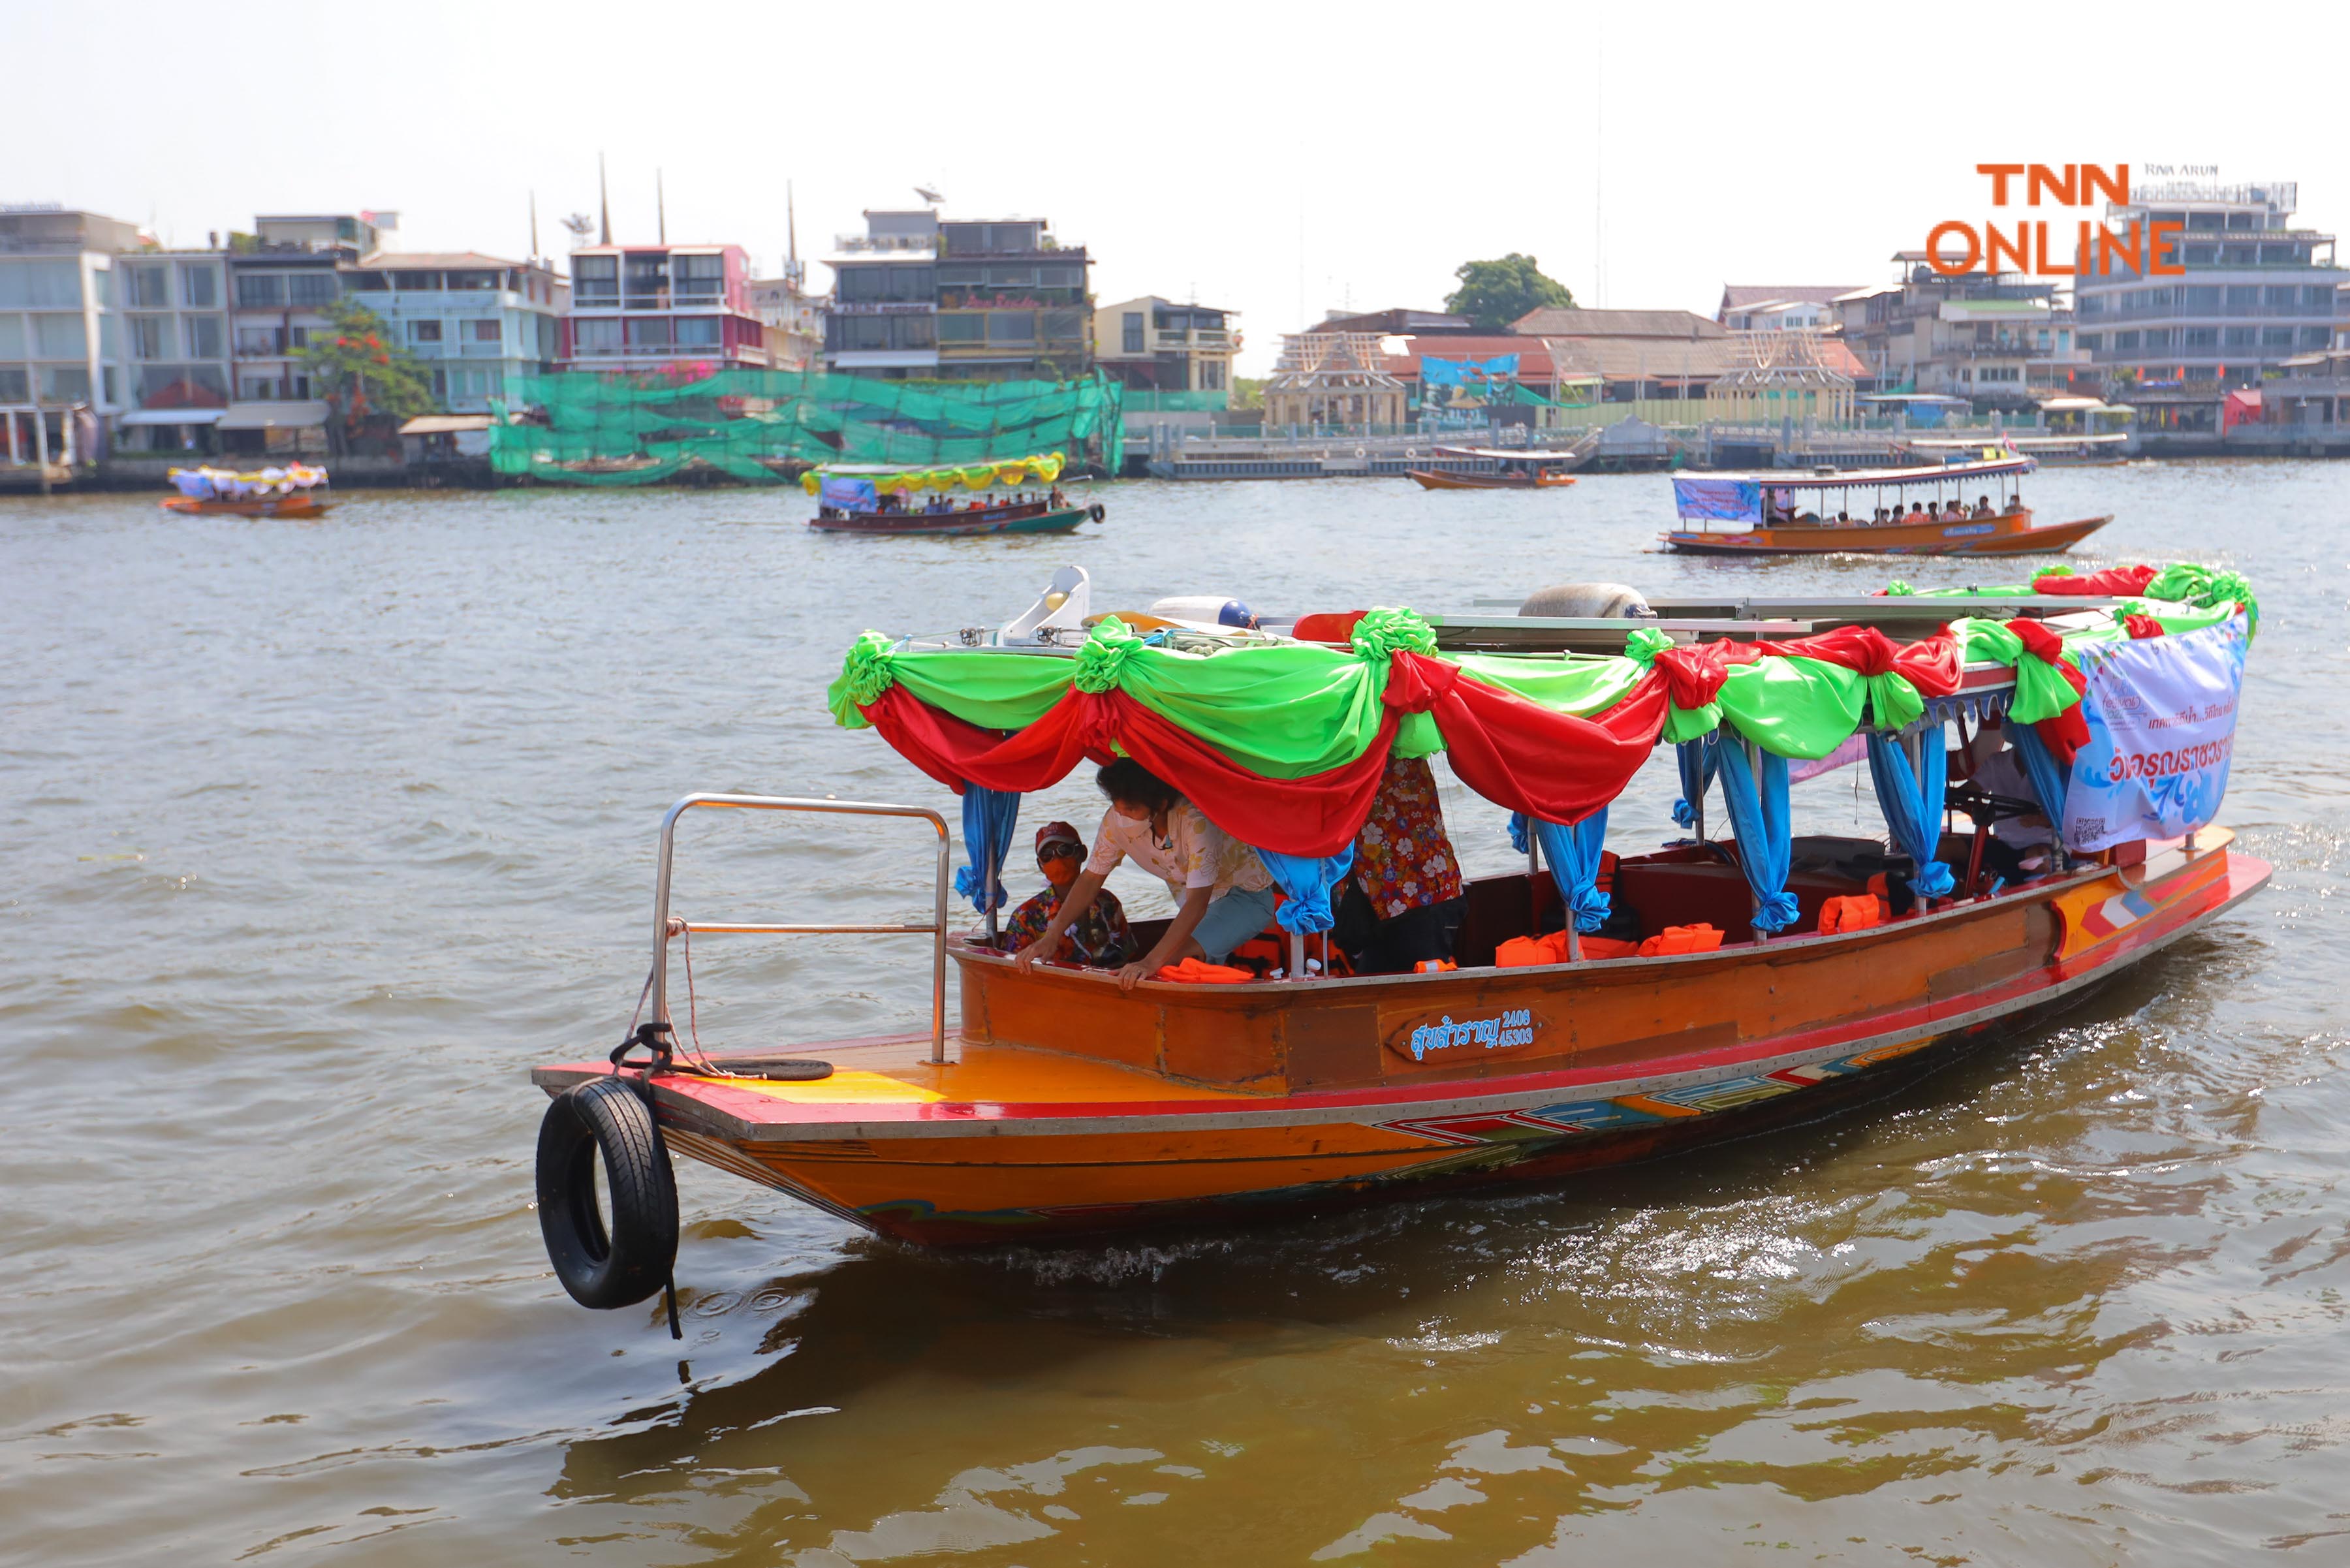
[1037,840,1084,862]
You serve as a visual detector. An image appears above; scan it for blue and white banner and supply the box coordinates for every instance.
[2060,616,2248,851]
[1671,477,1762,524]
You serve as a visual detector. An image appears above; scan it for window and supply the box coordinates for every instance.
[287,326,307,349]
[33,313,85,358]
[2078,294,2104,317]
[2183,245,2217,266]
[2142,328,2172,351]
[129,315,174,360]
[1042,309,1083,343]
[241,377,279,400]
[571,318,621,353]
[0,315,19,356]
[180,264,217,307]
[2185,285,2222,311]
[347,271,389,291]
[896,314,935,350]
[125,262,171,307]
[2114,331,2140,352]
[1039,265,1082,288]
[672,316,719,347]
[40,365,90,401]
[409,319,442,343]
[2078,332,2103,351]
[2302,327,2332,349]
[287,273,336,307]
[187,315,224,358]
[1121,311,1143,354]
[986,311,1035,345]
[841,316,889,349]
[989,266,1037,289]
[674,255,725,298]
[466,318,501,343]
[137,364,229,409]
[624,254,669,304]
[2265,285,2298,309]
[2224,326,2256,348]
[2222,244,2257,266]
[2226,285,2261,310]
[290,374,309,398]
[445,270,499,290]
[0,259,80,307]
[236,326,283,355]
[237,273,285,307]
[573,256,618,302]
[937,264,982,285]
[625,317,672,347]
[2184,327,2217,349]
[2305,286,2336,309]
[937,312,984,343]
[1202,360,1225,391]
[0,368,24,401]
[2261,326,2295,347]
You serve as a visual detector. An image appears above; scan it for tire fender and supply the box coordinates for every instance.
[1088,502,1106,523]
[537,1076,679,1309]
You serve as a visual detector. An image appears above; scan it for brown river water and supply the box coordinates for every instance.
[3,463,2345,1566]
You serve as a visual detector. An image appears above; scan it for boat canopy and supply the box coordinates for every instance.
[830,561,2251,853]
[1674,455,2037,522]
[800,451,1065,496]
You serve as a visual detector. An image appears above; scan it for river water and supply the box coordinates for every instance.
[3,463,2344,1566]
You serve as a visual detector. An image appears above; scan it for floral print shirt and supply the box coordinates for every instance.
[1001,883,1135,965]
[1352,756,1464,918]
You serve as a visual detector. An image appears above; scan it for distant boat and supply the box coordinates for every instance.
[1407,446,1583,490]
[162,463,331,518]
[804,454,1100,538]
[1664,454,2111,556]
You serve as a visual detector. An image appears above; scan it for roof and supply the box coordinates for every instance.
[1699,454,2038,488]
[1719,284,1860,313]
[217,400,330,430]
[1511,307,1727,340]
[400,414,494,434]
[358,252,534,271]
[1317,307,1476,336]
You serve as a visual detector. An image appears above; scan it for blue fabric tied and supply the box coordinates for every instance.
[1510,809,1612,932]
[1672,736,1717,829]
[1714,737,1800,933]
[2007,722,2073,847]
[1254,843,1356,934]
[1866,731,1956,900]
[954,787,1020,913]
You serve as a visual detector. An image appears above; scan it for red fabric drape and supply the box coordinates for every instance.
[2123,613,2167,640]
[1649,642,1731,710]
[2004,618,2092,765]
[1390,652,1667,827]
[2034,564,2157,597]
[1743,623,1966,698]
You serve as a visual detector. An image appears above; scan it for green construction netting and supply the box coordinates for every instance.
[488,368,1124,484]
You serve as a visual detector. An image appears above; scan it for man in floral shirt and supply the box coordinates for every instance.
[999,821,1135,966]
[1336,755,1467,973]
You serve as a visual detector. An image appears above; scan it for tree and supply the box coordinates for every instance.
[302,298,438,448]
[1443,254,1574,330]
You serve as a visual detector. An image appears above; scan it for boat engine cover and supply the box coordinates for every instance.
[1518,582,1655,619]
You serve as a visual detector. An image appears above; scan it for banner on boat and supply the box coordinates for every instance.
[2060,616,2248,851]
[1671,477,1762,524]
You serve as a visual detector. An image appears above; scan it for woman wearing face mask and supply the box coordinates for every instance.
[997,820,1135,967]
[1012,758,1277,992]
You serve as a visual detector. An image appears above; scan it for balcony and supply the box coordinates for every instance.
[570,340,750,360]
[1152,328,1237,353]
[569,289,728,312]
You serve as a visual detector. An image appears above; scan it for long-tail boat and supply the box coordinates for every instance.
[161,462,331,518]
[804,452,1101,538]
[1665,454,2110,556]
[530,560,2263,1316]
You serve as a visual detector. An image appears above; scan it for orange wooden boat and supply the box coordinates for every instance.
[1665,454,2108,556]
[1408,446,1581,491]
[529,567,2262,1315]
[163,463,332,518]
[161,492,332,518]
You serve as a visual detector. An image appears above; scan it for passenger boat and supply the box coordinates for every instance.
[1665,454,2110,556]
[530,560,2262,1313]
[1407,446,1582,490]
[161,462,331,518]
[804,452,1102,538]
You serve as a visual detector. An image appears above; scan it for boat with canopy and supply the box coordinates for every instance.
[1408,446,1583,491]
[530,559,2263,1317]
[1666,454,2111,556]
[162,462,331,518]
[803,452,1103,537]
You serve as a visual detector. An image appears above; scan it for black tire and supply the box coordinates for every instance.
[1088,502,1106,523]
[536,1076,678,1309]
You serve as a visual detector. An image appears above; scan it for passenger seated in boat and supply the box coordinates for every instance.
[999,819,1134,966]
[1331,756,1467,974]
[1958,719,2054,881]
[1973,494,1996,517]
[1011,759,1279,992]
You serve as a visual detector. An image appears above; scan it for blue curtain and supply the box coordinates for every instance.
[1510,809,1612,932]
[1254,844,1356,934]
[1715,738,1800,932]
[953,787,1020,913]
[1866,731,1956,900]
[2007,723,2072,847]
[1673,736,1717,829]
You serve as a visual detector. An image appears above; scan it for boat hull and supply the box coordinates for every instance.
[161,494,331,518]
[1665,509,2110,557]
[1407,468,1576,491]
[536,835,2264,1246]
[807,504,1093,538]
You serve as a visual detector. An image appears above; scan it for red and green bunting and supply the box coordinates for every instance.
[828,574,2248,857]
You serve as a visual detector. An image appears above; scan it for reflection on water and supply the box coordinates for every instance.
[1,463,2345,1564]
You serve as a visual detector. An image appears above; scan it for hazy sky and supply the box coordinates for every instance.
[14,0,2347,372]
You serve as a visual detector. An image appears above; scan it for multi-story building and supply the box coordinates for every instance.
[346,253,566,411]
[2073,180,2347,401]
[0,207,139,469]
[746,252,824,371]
[821,209,1093,383]
[223,213,387,455]
[560,242,767,375]
[112,248,233,454]
[1092,296,1239,403]
[1835,257,2086,409]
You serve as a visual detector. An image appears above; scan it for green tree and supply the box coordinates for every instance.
[1443,254,1574,330]
[302,298,438,445]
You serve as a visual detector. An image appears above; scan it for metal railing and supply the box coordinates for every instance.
[650,793,952,1062]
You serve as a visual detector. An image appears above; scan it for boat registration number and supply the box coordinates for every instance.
[1387,1007,1546,1064]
